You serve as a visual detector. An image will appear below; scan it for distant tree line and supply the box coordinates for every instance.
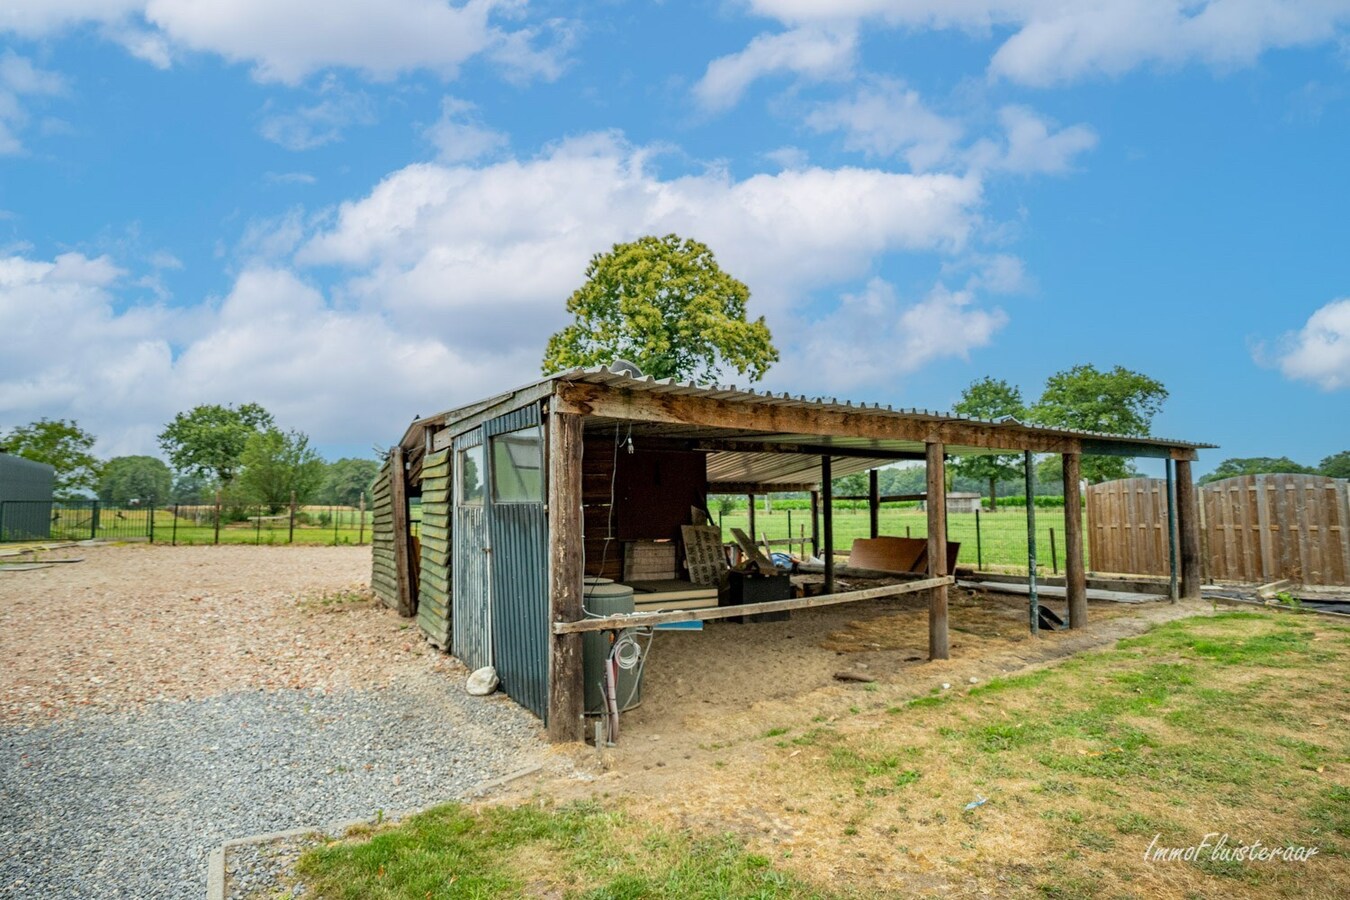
[0,407,382,509]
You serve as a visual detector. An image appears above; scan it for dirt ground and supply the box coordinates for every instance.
[0,543,452,724]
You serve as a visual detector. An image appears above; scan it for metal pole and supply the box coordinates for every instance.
[172,504,178,546]
[975,508,983,570]
[333,505,339,545]
[1166,459,1179,602]
[148,500,155,543]
[1050,527,1058,575]
[1025,451,1039,636]
[255,506,262,544]
[289,490,296,544]
[822,456,835,594]
[214,490,221,545]
[810,490,820,557]
[787,509,793,550]
[747,493,755,541]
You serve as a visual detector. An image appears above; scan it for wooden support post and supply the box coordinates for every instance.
[1062,453,1088,628]
[1175,458,1202,601]
[822,457,835,595]
[747,493,756,544]
[547,410,585,743]
[810,490,820,557]
[868,468,880,539]
[1165,459,1180,603]
[926,442,949,660]
[1024,450,1039,636]
[389,446,415,617]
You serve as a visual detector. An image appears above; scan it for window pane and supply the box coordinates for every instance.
[491,426,543,503]
[459,445,484,506]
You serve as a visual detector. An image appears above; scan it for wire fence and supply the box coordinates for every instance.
[713,501,1087,576]
[0,496,421,546]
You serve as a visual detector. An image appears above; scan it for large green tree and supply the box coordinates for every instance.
[1,418,101,497]
[541,234,778,383]
[950,377,1026,511]
[1319,451,1350,480]
[1029,365,1167,483]
[98,455,172,504]
[158,403,274,486]
[236,427,326,513]
[322,457,381,506]
[1199,456,1317,485]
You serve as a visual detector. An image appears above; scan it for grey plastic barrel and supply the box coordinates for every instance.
[582,583,643,713]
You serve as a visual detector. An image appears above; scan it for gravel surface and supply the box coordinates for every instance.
[1,672,545,899]
[0,544,552,898]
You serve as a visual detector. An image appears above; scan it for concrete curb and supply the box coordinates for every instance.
[206,763,543,900]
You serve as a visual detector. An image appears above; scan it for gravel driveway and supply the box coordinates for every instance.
[0,545,548,899]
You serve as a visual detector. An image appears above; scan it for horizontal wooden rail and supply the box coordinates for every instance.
[552,576,954,635]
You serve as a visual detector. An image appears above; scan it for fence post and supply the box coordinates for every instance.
[1024,451,1039,636]
[214,490,221,545]
[333,505,339,545]
[288,491,296,544]
[1050,527,1058,575]
[975,509,983,570]
[148,500,155,543]
[359,492,366,545]
[90,500,99,540]
[172,504,179,546]
[255,506,262,544]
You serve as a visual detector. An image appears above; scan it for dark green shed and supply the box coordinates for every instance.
[0,451,55,541]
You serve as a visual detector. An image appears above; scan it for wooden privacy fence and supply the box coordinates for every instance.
[1087,474,1350,585]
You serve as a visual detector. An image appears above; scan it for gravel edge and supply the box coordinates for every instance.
[211,763,544,900]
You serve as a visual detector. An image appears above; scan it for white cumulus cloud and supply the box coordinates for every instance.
[694,27,857,111]
[1270,298,1350,391]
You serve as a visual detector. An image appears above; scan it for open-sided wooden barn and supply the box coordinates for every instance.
[371,367,1210,742]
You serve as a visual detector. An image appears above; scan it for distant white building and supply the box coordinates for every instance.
[918,492,983,514]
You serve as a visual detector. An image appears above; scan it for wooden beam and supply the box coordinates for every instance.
[869,468,880,539]
[1165,460,1179,603]
[552,576,955,634]
[388,446,416,618]
[822,456,835,594]
[747,493,756,542]
[697,439,926,461]
[1024,450,1039,636]
[546,410,585,743]
[926,442,949,660]
[555,381,1085,454]
[1176,458,1202,601]
[1062,453,1088,628]
[708,481,818,494]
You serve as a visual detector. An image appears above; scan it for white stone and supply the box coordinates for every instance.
[466,667,499,696]
[968,677,979,684]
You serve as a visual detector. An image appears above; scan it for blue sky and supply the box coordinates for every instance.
[1,1,1347,474]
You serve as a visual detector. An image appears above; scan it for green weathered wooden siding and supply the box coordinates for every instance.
[417,449,452,647]
[370,458,400,610]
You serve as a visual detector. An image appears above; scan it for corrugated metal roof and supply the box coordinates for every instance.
[401,366,1213,489]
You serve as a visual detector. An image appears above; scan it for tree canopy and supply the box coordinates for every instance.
[1,418,101,497]
[98,455,172,504]
[235,428,326,514]
[1319,451,1350,480]
[322,457,381,506]
[950,377,1026,510]
[541,234,778,383]
[1198,456,1317,485]
[1029,365,1167,483]
[158,403,274,485]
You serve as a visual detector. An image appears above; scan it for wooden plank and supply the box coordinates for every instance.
[547,410,584,743]
[926,441,949,659]
[553,576,955,634]
[822,457,835,594]
[1063,453,1087,627]
[681,525,725,585]
[868,468,880,539]
[847,537,927,573]
[730,527,777,572]
[389,446,415,617]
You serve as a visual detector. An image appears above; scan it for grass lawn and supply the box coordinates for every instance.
[290,610,1348,898]
[716,505,1086,574]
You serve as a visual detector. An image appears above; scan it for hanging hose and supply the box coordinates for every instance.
[602,626,654,743]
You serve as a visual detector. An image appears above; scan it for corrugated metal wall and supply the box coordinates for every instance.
[0,453,54,540]
[485,405,549,720]
[417,448,452,647]
[369,457,400,608]
[453,429,492,671]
